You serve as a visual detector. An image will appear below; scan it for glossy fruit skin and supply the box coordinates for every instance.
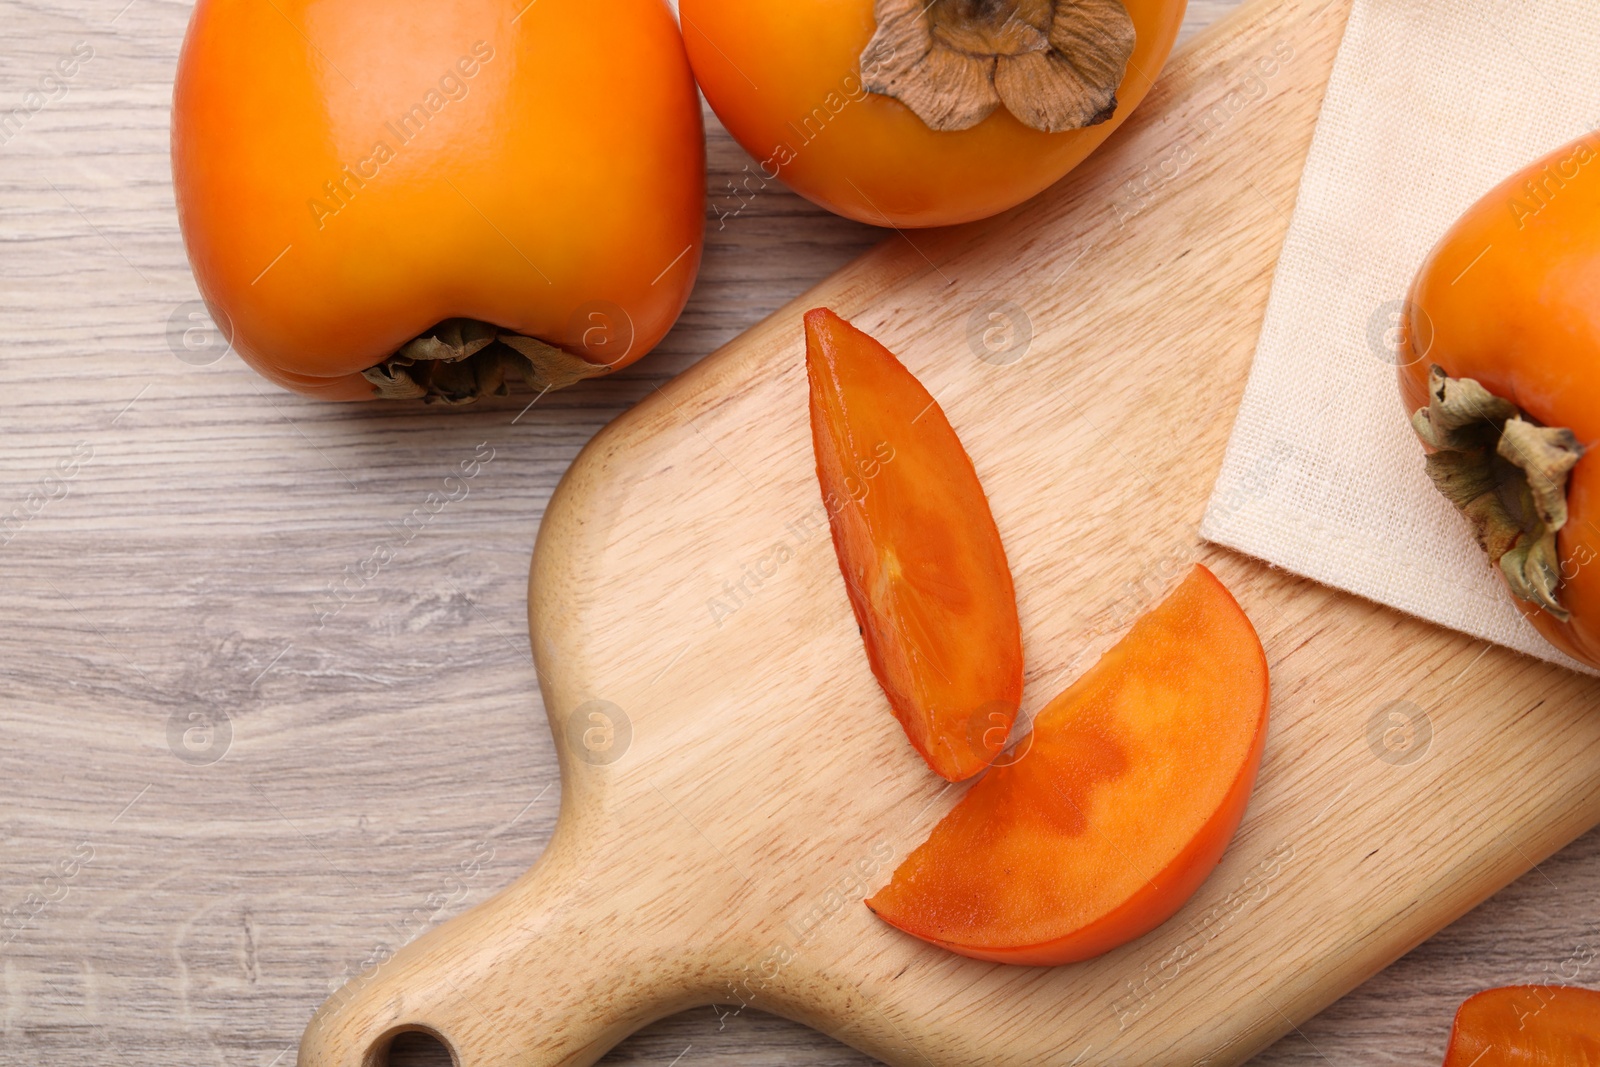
[1442,986,1600,1066]
[680,0,1186,228]
[172,0,704,400]
[1400,133,1600,666]
[806,308,1023,782]
[866,565,1268,965]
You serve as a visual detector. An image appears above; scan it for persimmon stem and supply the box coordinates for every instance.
[860,0,1135,133]
[363,318,607,404]
[1411,365,1584,620]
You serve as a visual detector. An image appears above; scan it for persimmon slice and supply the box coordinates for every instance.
[805,307,1023,783]
[866,565,1269,965]
[1443,986,1600,1066]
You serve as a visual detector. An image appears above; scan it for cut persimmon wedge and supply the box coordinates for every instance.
[866,565,1269,965]
[1443,986,1600,1066]
[805,308,1023,782]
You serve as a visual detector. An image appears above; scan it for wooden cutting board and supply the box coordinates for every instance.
[299,0,1600,1063]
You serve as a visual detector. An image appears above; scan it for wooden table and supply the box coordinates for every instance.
[1,2,1595,1064]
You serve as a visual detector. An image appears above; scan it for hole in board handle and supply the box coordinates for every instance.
[370,1026,458,1067]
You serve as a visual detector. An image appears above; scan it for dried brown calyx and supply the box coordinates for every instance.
[362,319,608,405]
[1412,365,1586,620]
[860,0,1136,133]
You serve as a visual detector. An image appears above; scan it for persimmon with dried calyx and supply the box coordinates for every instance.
[1441,986,1600,1066]
[172,0,704,403]
[867,565,1269,965]
[1400,132,1600,667]
[680,0,1187,227]
[806,308,1023,783]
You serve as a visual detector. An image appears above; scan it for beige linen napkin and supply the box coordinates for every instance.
[1202,0,1600,673]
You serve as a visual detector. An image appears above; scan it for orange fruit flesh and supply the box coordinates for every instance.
[805,308,1023,782]
[867,565,1269,964]
[1443,986,1600,1067]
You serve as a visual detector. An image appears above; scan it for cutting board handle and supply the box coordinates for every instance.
[296,818,682,1067]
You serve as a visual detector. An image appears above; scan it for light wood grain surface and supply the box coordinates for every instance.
[1,2,1595,1066]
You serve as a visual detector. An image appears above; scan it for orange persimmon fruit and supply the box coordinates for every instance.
[1442,986,1600,1066]
[172,0,704,402]
[867,565,1268,965]
[805,308,1023,782]
[681,0,1189,228]
[1400,132,1600,667]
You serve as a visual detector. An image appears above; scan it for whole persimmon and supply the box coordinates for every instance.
[1400,132,1600,667]
[172,0,704,402]
[680,0,1188,228]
